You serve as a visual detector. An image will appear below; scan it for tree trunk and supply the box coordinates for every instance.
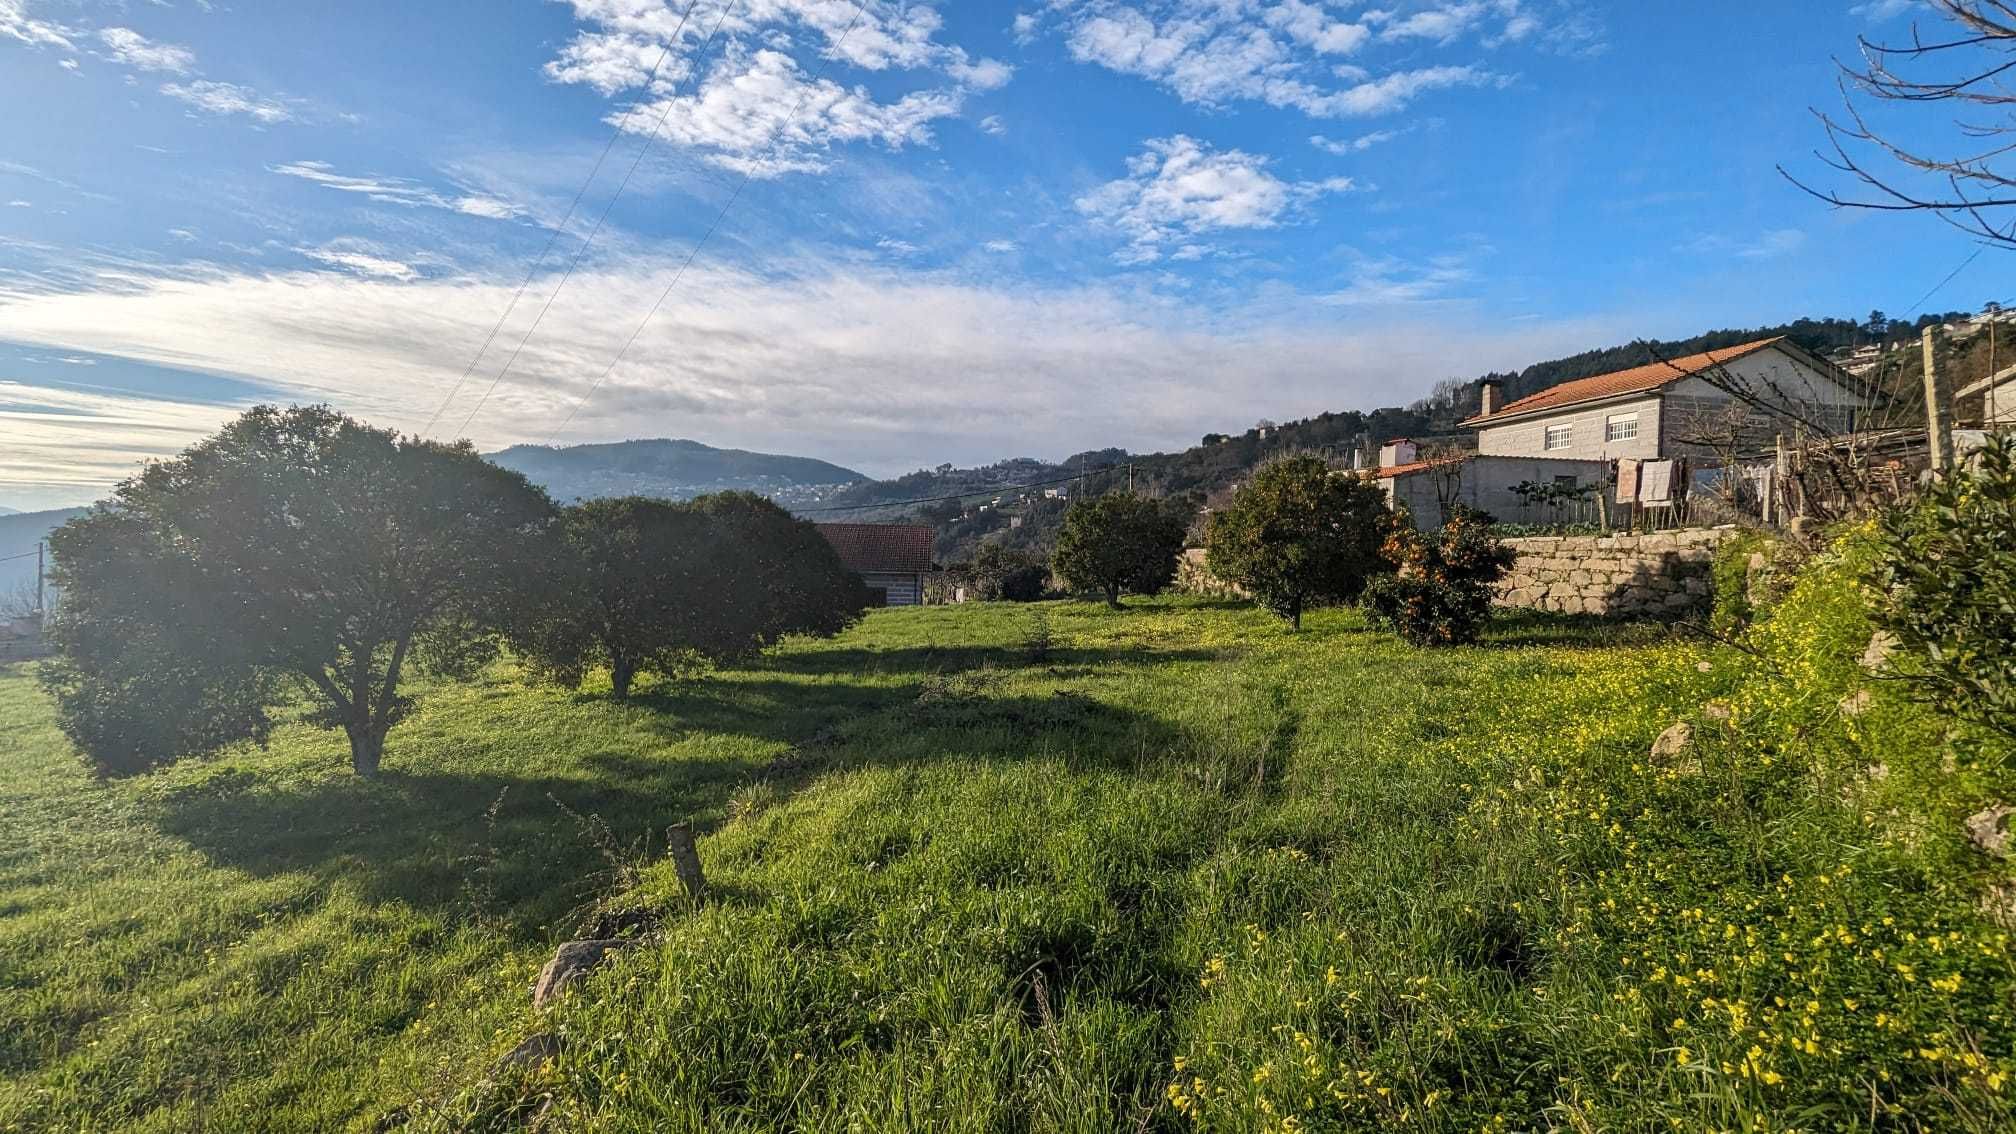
[611,658,635,700]
[347,722,387,778]
[1290,599,1303,632]
[1106,582,1122,608]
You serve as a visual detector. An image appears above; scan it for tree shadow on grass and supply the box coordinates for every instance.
[147,647,1197,943]
[1479,609,1678,650]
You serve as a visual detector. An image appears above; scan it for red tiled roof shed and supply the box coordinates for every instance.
[815,523,936,573]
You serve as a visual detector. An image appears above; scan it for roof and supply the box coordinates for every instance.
[1462,337,1787,426]
[815,523,936,573]
[1376,455,1467,479]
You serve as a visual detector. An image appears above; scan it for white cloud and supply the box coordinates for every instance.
[546,0,1010,177]
[977,114,1005,135]
[0,0,74,51]
[160,79,297,123]
[1324,250,1477,305]
[875,236,920,255]
[1011,11,1040,44]
[0,252,1619,488]
[57,56,76,71]
[271,160,520,219]
[608,47,965,178]
[1683,228,1808,260]
[982,239,1017,253]
[1310,129,1404,154]
[98,26,195,73]
[1077,135,1353,264]
[1057,1,1515,117]
[0,380,244,498]
[1850,0,1918,19]
[301,243,421,281]
[5,200,29,208]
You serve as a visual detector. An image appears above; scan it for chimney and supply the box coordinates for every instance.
[1479,378,1503,418]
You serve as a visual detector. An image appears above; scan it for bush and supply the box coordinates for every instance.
[952,542,1050,602]
[1871,432,2016,738]
[1362,508,1514,646]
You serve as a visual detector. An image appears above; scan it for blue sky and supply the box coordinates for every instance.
[0,0,2002,509]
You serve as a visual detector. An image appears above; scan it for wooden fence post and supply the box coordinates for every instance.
[1923,326,1955,473]
[666,822,707,904]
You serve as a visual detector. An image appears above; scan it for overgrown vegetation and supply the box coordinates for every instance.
[1872,432,2016,738]
[8,517,2012,1129]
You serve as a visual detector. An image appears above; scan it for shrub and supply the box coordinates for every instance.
[1870,432,2016,738]
[1205,455,1390,629]
[1362,507,1514,646]
[953,543,1051,602]
[1051,493,1186,606]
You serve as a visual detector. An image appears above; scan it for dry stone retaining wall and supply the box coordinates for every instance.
[1496,529,1734,618]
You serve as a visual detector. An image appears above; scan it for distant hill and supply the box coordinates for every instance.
[488,438,867,507]
[0,507,87,604]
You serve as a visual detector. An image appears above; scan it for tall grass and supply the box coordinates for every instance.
[3,580,2011,1132]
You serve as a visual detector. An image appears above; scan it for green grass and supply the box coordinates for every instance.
[2,580,2013,1132]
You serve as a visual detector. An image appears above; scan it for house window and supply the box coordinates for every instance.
[1543,423,1574,451]
[1605,412,1640,442]
[1553,475,1578,490]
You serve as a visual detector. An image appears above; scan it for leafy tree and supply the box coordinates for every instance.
[42,406,555,777]
[958,542,1050,602]
[517,492,866,698]
[1363,508,1515,646]
[1051,493,1186,606]
[1205,456,1390,629]
[1870,433,2016,738]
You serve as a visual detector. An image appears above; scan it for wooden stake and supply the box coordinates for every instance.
[666,822,707,903]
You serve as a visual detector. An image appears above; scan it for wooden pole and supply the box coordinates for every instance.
[666,822,707,904]
[36,541,44,617]
[1923,326,1955,472]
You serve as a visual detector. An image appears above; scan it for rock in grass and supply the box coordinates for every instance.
[533,939,624,1008]
[1650,722,1693,764]
[1966,805,2015,859]
[493,1032,563,1077]
[1702,702,1732,723]
[1861,631,1897,672]
[1839,689,1873,717]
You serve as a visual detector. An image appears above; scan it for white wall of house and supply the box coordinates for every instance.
[1985,377,2016,425]
[1476,395,1663,461]
[1384,455,1612,529]
[860,570,923,607]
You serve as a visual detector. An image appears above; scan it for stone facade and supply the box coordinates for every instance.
[1495,528,1734,618]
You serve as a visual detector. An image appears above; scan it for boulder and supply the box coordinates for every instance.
[533,939,625,1009]
[1650,722,1693,764]
[1966,805,2014,859]
[493,1032,563,1077]
[1838,689,1873,718]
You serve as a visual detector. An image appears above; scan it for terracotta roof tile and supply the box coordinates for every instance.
[816,523,936,572]
[1463,337,1785,425]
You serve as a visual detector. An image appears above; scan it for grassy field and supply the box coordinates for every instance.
[3,551,2014,1131]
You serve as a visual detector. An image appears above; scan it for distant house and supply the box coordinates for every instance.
[816,523,936,607]
[1462,337,1863,461]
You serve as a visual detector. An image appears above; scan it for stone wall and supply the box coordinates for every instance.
[1496,528,1734,618]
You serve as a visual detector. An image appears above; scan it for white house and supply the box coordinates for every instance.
[1375,453,1610,530]
[1462,337,1864,461]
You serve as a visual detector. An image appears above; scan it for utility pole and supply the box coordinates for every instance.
[36,540,44,619]
[1923,326,1956,473]
[1128,463,1135,494]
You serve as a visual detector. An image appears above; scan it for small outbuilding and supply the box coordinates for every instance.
[816,523,936,607]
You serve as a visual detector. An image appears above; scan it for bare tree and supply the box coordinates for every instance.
[0,580,38,620]
[1782,1,2016,248]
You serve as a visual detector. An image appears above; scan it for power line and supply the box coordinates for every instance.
[1901,244,1986,318]
[540,0,868,445]
[451,0,743,438]
[0,547,41,563]
[416,8,697,438]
